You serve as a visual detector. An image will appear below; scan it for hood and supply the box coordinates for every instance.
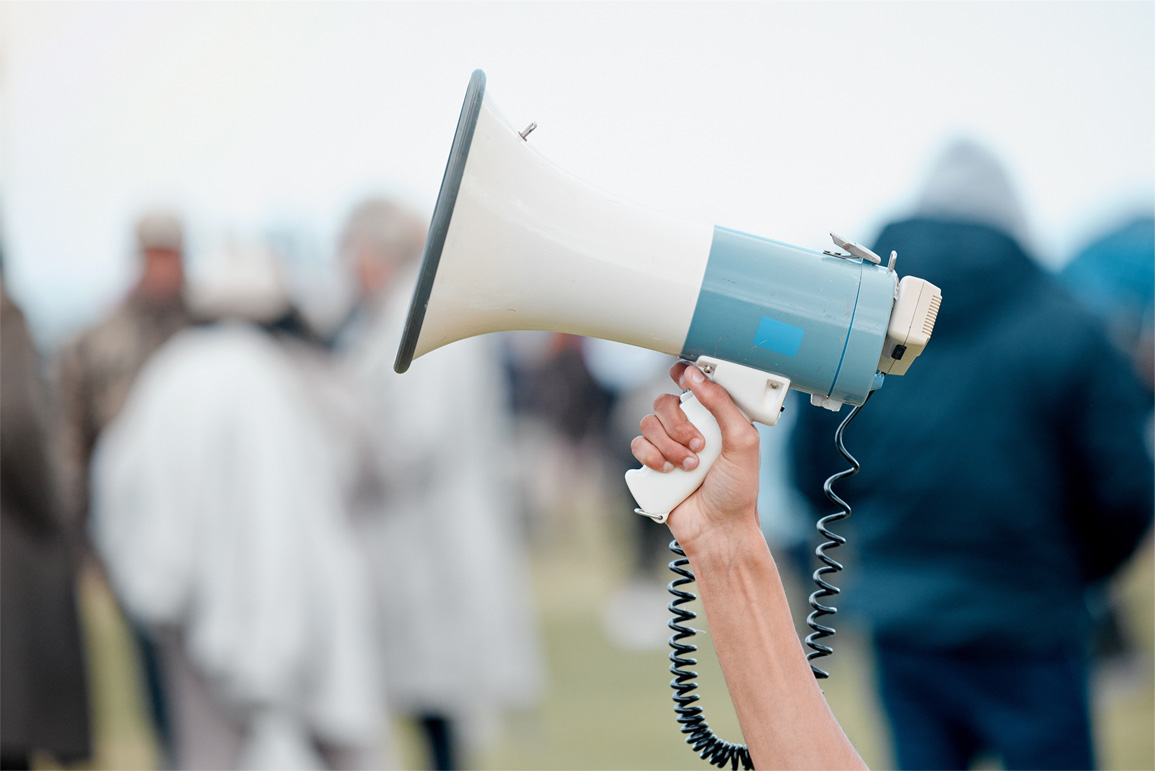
[912,138,1031,249]
[874,139,1042,336]
[1061,215,1155,324]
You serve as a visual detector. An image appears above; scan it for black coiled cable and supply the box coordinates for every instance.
[667,540,753,770]
[805,395,869,678]
[665,396,869,767]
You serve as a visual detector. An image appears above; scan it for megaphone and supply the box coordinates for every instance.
[395,70,941,520]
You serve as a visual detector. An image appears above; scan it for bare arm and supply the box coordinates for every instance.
[632,361,865,770]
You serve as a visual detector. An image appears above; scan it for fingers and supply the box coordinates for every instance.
[631,386,705,472]
[630,434,674,472]
[630,399,692,472]
[654,391,705,455]
[669,360,693,386]
[631,359,760,473]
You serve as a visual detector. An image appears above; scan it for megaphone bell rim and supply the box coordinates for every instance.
[394,69,488,374]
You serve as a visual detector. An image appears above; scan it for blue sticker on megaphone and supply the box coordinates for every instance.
[754,316,805,357]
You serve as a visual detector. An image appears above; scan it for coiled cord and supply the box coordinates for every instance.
[667,540,754,770]
[664,395,870,766]
[805,395,869,678]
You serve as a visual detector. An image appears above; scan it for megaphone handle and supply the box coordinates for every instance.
[625,390,724,523]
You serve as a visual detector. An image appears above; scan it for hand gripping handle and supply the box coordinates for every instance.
[624,358,792,523]
[625,391,722,523]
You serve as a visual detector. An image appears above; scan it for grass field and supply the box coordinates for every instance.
[73,484,1153,771]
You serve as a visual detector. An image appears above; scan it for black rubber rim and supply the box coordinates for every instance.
[394,69,487,373]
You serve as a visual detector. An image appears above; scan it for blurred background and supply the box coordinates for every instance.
[1,2,1152,770]
[3,1,1154,346]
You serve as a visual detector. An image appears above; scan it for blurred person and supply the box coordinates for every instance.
[89,242,390,770]
[499,331,617,552]
[57,209,192,526]
[1059,214,1155,679]
[55,209,192,759]
[336,198,543,771]
[789,139,1154,770]
[583,338,680,650]
[516,333,615,447]
[1060,214,1154,394]
[1,278,92,770]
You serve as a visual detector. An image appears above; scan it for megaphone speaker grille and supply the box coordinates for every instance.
[394,69,487,374]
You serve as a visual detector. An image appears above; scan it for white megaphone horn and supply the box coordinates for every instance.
[395,70,942,522]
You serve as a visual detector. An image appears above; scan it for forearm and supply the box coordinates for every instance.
[680,517,865,770]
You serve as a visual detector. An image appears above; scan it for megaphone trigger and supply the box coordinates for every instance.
[625,357,790,522]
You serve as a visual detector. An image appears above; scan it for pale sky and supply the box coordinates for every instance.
[2,1,1153,348]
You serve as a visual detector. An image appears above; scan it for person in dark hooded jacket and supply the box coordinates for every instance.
[789,139,1153,770]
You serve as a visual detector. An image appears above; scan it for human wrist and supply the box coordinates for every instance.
[673,510,767,569]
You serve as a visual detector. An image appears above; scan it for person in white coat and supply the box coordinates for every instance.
[336,198,543,771]
[90,243,390,770]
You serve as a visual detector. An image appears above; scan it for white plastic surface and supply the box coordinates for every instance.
[413,94,714,361]
[878,276,943,375]
[810,393,844,411]
[695,357,789,426]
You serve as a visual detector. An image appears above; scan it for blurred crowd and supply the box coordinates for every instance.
[2,200,547,771]
[1,137,1152,771]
